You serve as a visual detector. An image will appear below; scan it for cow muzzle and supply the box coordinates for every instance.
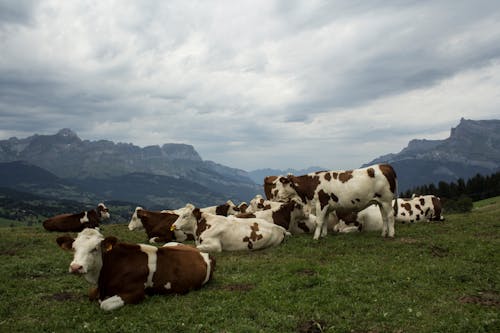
[70,263,85,274]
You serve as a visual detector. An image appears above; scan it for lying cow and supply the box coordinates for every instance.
[264,164,398,239]
[43,203,110,232]
[332,205,383,233]
[200,200,247,216]
[171,204,290,252]
[128,207,194,243]
[247,194,283,213]
[397,195,445,223]
[236,199,316,234]
[56,228,215,311]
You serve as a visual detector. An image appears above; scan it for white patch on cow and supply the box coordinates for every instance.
[163,242,181,247]
[139,244,157,288]
[99,295,125,311]
[200,252,212,284]
[69,228,105,284]
[165,282,172,290]
[128,207,144,231]
[80,212,89,224]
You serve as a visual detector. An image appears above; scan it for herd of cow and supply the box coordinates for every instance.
[44,163,445,311]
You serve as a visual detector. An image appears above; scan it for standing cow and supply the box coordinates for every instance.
[56,228,214,311]
[264,164,398,239]
[43,203,110,232]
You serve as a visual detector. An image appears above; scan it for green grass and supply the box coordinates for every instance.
[0,200,499,332]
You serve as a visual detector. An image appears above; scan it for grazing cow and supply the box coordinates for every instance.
[56,228,214,311]
[128,207,194,243]
[264,164,398,239]
[332,205,383,233]
[43,203,110,232]
[236,199,316,234]
[397,195,445,223]
[171,204,290,252]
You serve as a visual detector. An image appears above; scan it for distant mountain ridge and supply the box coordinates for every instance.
[364,118,500,191]
[0,129,260,208]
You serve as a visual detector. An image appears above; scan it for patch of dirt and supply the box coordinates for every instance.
[296,269,317,276]
[459,291,500,307]
[297,320,327,333]
[397,237,420,244]
[41,292,81,302]
[430,245,449,257]
[0,249,18,256]
[219,283,254,292]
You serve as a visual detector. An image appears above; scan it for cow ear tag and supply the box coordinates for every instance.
[102,236,118,252]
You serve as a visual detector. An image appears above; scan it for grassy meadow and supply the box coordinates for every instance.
[0,198,499,332]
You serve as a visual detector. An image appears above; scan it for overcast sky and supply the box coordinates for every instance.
[1,1,499,171]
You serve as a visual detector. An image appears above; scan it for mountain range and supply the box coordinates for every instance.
[0,118,498,210]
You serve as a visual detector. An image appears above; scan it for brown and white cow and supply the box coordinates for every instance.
[43,203,110,232]
[397,195,445,223]
[171,204,290,252]
[236,199,316,234]
[264,164,398,239]
[332,204,383,233]
[200,200,247,216]
[57,228,214,311]
[128,207,194,244]
[247,194,284,213]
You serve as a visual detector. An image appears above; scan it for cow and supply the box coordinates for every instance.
[171,204,290,252]
[200,200,247,216]
[236,199,316,234]
[43,203,110,232]
[332,205,383,233]
[264,164,398,240]
[247,194,283,213]
[56,228,215,311]
[128,207,194,243]
[397,195,445,223]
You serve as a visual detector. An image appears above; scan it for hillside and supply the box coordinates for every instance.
[364,118,500,191]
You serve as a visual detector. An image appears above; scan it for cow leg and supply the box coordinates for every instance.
[197,239,222,252]
[100,290,145,311]
[313,203,328,240]
[379,203,395,238]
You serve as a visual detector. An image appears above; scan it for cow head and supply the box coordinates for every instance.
[97,203,110,220]
[57,228,117,285]
[269,175,299,202]
[128,207,144,230]
[171,203,199,235]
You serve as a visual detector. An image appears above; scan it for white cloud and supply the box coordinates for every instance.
[0,0,499,171]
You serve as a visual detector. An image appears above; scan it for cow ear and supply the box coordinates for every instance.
[193,208,202,220]
[56,236,74,250]
[101,237,118,252]
[279,177,289,184]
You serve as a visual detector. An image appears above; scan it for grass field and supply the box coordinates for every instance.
[0,198,498,332]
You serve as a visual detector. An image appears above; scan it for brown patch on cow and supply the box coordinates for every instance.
[431,196,443,221]
[367,167,375,178]
[236,213,257,218]
[297,320,327,333]
[215,204,230,216]
[293,174,321,203]
[419,198,425,205]
[324,173,331,181]
[220,283,255,292]
[271,202,295,229]
[338,170,353,183]
[297,221,312,233]
[196,217,211,238]
[331,172,338,179]
[264,176,278,200]
[459,291,500,307]
[401,203,412,215]
[379,164,397,194]
[318,190,331,210]
[243,223,264,249]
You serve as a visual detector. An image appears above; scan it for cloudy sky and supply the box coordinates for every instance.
[1,1,499,171]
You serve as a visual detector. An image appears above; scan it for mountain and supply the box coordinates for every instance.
[364,118,500,192]
[0,129,261,208]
